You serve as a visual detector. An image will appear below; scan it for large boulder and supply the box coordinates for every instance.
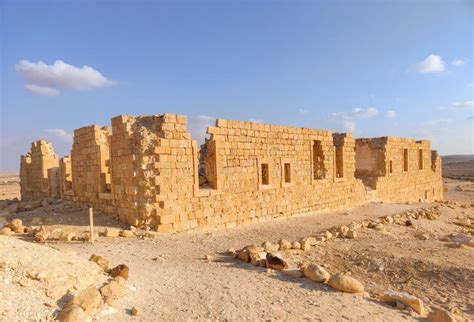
[266,253,288,270]
[303,264,330,283]
[379,290,425,315]
[427,307,457,322]
[328,273,364,293]
[110,264,129,280]
[66,285,103,315]
[57,305,87,322]
[99,279,126,305]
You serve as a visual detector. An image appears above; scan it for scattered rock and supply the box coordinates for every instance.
[66,285,103,315]
[34,229,50,242]
[204,254,214,261]
[57,305,87,322]
[347,229,357,239]
[279,239,292,250]
[131,306,140,316]
[89,254,109,272]
[249,251,267,266]
[328,273,364,293]
[323,231,333,240]
[105,228,120,237]
[262,241,280,253]
[120,230,134,238]
[379,290,425,315]
[226,248,236,255]
[99,280,126,305]
[458,218,471,227]
[299,238,312,250]
[266,253,288,270]
[291,241,301,249]
[110,264,129,280]
[0,227,13,236]
[59,231,76,242]
[303,264,330,283]
[427,307,457,322]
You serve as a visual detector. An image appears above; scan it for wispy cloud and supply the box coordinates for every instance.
[44,129,73,143]
[298,108,309,115]
[385,110,397,118]
[452,58,468,67]
[15,60,116,96]
[332,107,378,132]
[416,54,445,73]
[452,101,474,109]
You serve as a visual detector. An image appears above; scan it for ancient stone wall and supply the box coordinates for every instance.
[355,137,443,202]
[19,113,444,233]
[20,140,59,200]
[59,156,73,199]
[71,125,114,211]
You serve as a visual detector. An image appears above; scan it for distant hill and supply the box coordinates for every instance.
[442,155,474,163]
[442,154,474,180]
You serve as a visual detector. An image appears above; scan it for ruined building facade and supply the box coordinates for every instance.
[19,114,443,233]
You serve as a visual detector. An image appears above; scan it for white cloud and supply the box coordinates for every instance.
[15,60,116,96]
[416,54,445,73]
[385,110,397,118]
[452,101,474,109]
[351,107,378,118]
[342,120,356,132]
[298,108,309,115]
[452,58,467,66]
[187,115,215,145]
[25,84,60,96]
[44,129,73,143]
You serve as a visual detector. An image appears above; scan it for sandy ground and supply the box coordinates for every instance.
[1,175,473,321]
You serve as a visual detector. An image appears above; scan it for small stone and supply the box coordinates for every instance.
[120,230,134,238]
[279,239,292,250]
[380,290,425,315]
[131,306,140,316]
[57,305,87,322]
[8,219,22,230]
[291,241,301,249]
[35,229,50,242]
[66,285,102,315]
[328,273,364,293]
[59,231,76,242]
[458,218,471,227]
[373,223,384,231]
[304,264,330,283]
[323,231,333,240]
[427,307,456,322]
[105,228,120,237]
[384,216,394,224]
[110,264,129,280]
[0,227,12,236]
[266,253,288,270]
[249,251,267,266]
[99,280,125,305]
[347,229,357,239]
[299,238,312,251]
[89,254,109,271]
[205,254,214,261]
[262,241,280,253]
[226,248,236,255]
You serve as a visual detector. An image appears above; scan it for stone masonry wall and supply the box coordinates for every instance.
[20,140,59,200]
[19,113,444,234]
[71,125,114,212]
[355,137,443,202]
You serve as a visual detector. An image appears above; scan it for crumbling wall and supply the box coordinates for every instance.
[355,137,443,202]
[19,140,59,200]
[59,156,73,199]
[71,125,114,211]
[19,113,444,233]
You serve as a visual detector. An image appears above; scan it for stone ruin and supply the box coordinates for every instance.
[19,113,443,233]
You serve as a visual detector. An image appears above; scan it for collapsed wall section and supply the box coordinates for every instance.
[355,137,443,202]
[19,140,59,200]
[71,125,114,212]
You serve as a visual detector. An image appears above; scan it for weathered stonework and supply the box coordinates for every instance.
[20,114,443,233]
[20,140,60,200]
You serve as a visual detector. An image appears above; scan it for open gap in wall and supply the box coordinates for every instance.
[312,140,325,180]
[335,146,344,178]
[403,148,408,172]
[198,138,219,190]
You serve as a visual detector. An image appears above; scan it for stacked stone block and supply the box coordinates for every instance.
[20,140,59,200]
[71,125,114,212]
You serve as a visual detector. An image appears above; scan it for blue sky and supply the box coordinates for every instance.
[1,0,473,172]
